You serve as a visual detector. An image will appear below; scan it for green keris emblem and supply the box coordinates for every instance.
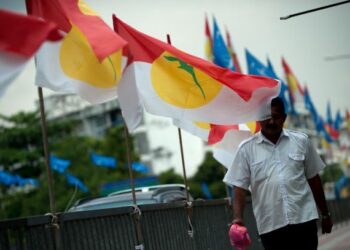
[164,56,206,100]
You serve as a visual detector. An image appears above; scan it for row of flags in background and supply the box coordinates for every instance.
[200,16,350,168]
[1,0,280,132]
[1,1,347,171]
[49,153,149,192]
[49,154,88,192]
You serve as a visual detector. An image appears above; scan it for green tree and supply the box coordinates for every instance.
[0,111,141,219]
[320,163,344,183]
[189,152,227,199]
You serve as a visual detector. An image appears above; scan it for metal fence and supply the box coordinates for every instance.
[1,198,350,250]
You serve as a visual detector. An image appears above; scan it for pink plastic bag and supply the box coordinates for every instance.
[228,224,252,250]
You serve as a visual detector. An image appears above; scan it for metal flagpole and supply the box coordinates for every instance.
[38,87,56,214]
[280,0,350,20]
[122,119,144,250]
[37,87,60,250]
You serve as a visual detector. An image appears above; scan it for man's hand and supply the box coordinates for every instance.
[321,216,333,234]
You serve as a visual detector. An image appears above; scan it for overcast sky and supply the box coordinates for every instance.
[1,0,349,117]
[1,0,349,175]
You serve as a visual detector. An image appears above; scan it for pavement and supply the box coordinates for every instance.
[318,222,350,250]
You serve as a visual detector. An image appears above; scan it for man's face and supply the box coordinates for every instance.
[259,106,286,139]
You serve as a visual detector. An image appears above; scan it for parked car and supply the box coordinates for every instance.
[68,184,193,212]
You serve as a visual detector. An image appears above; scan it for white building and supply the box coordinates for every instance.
[42,94,205,177]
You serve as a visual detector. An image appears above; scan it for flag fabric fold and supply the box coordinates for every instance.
[26,0,127,104]
[211,123,259,168]
[0,9,62,98]
[113,16,280,131]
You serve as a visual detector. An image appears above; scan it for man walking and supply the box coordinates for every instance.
[224,97,332,250]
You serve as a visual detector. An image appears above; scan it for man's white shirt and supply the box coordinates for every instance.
[223,129,325,234]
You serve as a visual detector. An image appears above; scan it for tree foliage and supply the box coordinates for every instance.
[0,111,141,219]
[320,163,344,184]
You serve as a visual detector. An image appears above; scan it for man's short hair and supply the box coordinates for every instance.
[271,97,286,114]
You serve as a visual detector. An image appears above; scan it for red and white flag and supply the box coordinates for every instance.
[113,16,280,131]
[0,9,61,97]
[26,0,127,104]
[211,122,260,168]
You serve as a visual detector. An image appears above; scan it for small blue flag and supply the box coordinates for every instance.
[50,154,71,173]
[212,17,234,70]
[266,57,291,114]
[334,110,343,131]
[91,152,117,168]
[132,162,149,174]
[326,101,333,126]
[0,171,17,186]
[246,49,273,76]
[0,171,38,187]
[65,173,88,192]
[245,49,291,113]
[201,182,212,199]
[304,87,318,119]
[315,117,333,144]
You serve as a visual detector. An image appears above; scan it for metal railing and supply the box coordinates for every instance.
[1,198,350,250]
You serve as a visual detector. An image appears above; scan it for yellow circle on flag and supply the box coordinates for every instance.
[60,24,122,88]
[194,121,211,130]
[151,51,222,109]
[246,121,257,133]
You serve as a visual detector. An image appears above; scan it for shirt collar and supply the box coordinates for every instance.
[256,129,289,144]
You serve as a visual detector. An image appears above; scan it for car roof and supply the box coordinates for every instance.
[108,184,187,196]
[68,184,190,212]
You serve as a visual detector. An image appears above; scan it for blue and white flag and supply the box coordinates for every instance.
[65,173,88,192]
[245,49,291,113]
[91,152,117,168]
[50,154,71,173]
[212,17,234,70]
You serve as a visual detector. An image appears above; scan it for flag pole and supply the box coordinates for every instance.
[123,122,136,204]
[38,87,56,214]
[166,34,190,202]
[122,119,144,248]
[37,87,60,250]
[166,34,194,238]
